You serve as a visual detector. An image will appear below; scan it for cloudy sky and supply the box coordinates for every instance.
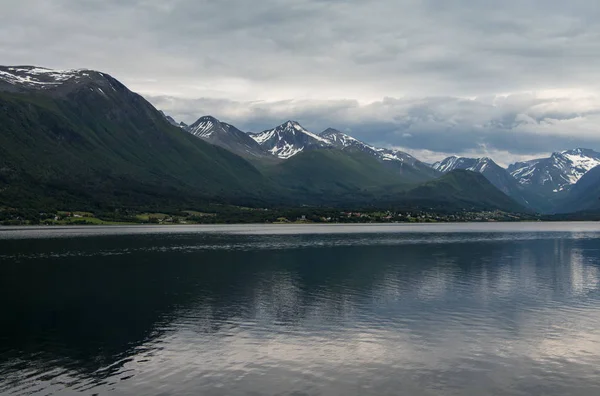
[3,0,600,164]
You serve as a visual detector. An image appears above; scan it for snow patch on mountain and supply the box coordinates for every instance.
[508,148,600,193]
[249,121,331,159]
[189,116,220,138]
[320,128,420,165]
[562,150,600,183]
[270,143,304,159]
[432,156,460,172]
[432,157,494,173]
[185,115,269,158]
[321,129,363,148]
[375,148,418,163]
[0,66,89,88]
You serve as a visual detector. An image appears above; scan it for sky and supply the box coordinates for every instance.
[3,0,600,165]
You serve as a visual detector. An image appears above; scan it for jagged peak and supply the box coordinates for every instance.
[320,127,343,135]
[260,121,329,142]
[188,116,230,134]
[509,148,600,191]
[320,128,356,139]
[192,115,221,124]
[187,115,230,138]
[438,155,493,164]
[558,148,599,157]
[199,115,220,121]
[432,155,499,174]
[277,120,307,132]
[433,156,457,165]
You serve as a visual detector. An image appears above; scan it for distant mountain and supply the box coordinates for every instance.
[319,128,364,150]
[320,128,439,182]
[160,111,187,129]
[508,149,600,194]
[555,165,600,213]
[401,170,527,213]
[432,156,540,210]
[249,121,331,159]
[264,149,526,212]
[0,65,272,210]
[433,156,495,174]
[321,128,425,166]
[0,65,565,215]
[186,116,270,159]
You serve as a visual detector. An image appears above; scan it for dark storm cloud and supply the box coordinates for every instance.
[3,0,600,161]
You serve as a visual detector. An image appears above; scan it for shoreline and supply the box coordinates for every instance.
[2,221,600,239]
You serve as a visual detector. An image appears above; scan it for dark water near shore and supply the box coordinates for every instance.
[1,223,600,395]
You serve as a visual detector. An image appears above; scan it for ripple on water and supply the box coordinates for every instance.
[2,230,600,395]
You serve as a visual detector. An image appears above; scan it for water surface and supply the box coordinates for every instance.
[1,223,600,395]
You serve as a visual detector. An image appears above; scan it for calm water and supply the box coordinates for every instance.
[2,223,600,395]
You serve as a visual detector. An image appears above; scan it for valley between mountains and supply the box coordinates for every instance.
[1,65,600,223]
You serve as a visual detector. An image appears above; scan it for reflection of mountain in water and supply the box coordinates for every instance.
[1,233,600,394]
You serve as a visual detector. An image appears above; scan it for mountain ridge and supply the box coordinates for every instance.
[185,115,270,159]
[508,148,600,194]
[400,170,529,213]
[0,65,275,210]
[165,106,600,214]
[431,156,546,211]
[1,65,597,216]
[248,120,331,159]
[165,110,600,196]
[555,164,600,213]
[319,128,439,182]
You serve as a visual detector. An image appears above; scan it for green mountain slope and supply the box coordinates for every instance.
[0,68,272,211]
[341,146,439,185]
[264,148,412,203]
[397,170,528,212]
[0,66,531,215]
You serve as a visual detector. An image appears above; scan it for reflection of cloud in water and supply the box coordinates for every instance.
[569,249,599,296]
[114,300,600,395]
[2,233,600,395]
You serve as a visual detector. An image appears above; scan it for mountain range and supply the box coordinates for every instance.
[430,150,600,212]
[508,149,600,194]
[1,65,600,216]
[431,156,538,209]
[178,109,600,213]
[187,116,269,159]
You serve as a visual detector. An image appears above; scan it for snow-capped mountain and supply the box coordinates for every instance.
[320,128,437,177]
[186,116,269,158]
[320,128,365,149]
[249,121,331,159]
[0,65,119,95]
[187,115,225,138]
[0,66,87,87]
[507,149,600,194]
[432,156,536,209]
[432,156,496,173]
